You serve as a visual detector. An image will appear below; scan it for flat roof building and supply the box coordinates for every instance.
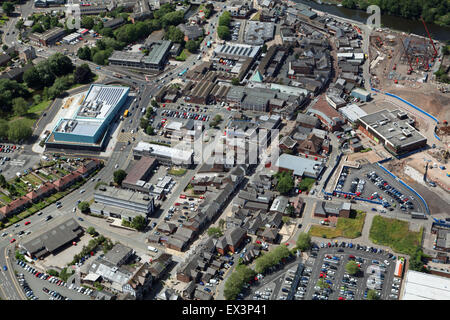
[133,141,194,167]
[214,43,261,61]
[358,109,427,156]
[93,186,155,218]
[275,154,325,178]
[402,270,450,300]
[243,21,275,45]
[122,157,158,192]
[46,84,129,151]
[109,41,172,70]
[339,104,367,123]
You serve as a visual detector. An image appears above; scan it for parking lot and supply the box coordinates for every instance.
[15,260,93,300]
[334,164,426,214]
[303,242,400,300]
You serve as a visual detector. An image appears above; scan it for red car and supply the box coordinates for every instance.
[349,255,356,259]
[24,221,30,225]
[256,240,262,244]
[174,202,181,206]
[10,238,16,243]
[180,195,186,199]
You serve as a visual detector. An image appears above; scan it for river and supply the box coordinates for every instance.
[295,0,450,42]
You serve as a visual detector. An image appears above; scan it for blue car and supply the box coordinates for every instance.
[321,268,327,272]
[349,243,353,248]
[326,280,332,284]
[204,287,211,292]
[3,265,7,271]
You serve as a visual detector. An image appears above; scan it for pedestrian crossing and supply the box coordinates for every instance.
[9,160,26,167]
[117,132,138,143]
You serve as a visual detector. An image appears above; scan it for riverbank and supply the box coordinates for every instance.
[295,0,450,41]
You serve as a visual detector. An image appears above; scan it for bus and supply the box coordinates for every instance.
[123,109,129,118]
[178,69,188,76]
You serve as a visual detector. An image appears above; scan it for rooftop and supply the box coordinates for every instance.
[402,270,450,300]
[275,154,324,177]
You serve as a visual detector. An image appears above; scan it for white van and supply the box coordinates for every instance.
[147,246,158,253]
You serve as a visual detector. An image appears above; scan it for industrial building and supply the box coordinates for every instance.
[402,270,450,300]
[351,88,371,102]
[274,154,325,178]
[133,141,194,167]
[213,43,261,61]
[28,27,65,46]
[122,157,158,192]
[92,186,155,221]
[20,218,83,259]
[338,104,368,123]
[109,41,172,70]
[358,109,427,156]
[46,85,129,151]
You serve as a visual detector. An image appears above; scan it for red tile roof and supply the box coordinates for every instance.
[0,196,31,217]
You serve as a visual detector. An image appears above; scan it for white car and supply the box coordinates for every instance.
[384,260,390,266]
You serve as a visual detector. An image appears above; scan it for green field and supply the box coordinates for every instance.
[369,216,423,255]
[310,211,366,239]
[27,100,52,115]
[298,177,316,192]
[168,168,187,176]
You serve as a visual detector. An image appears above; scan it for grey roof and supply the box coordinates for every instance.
[358,109,427,151]
[296,113,319,127]
[103,243,133,267]
[143,40,172,65]
[22,218,82,257]
[216,227,246,249]
[89,258,132,286]
[275,154,324,178]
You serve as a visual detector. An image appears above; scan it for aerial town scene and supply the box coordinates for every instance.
[0,0,448,304]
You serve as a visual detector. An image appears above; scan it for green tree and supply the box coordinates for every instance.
[140,118,149,129]
[113,169,127,185]
[131,215,147,231]
[12,97,29,116]
[15,19,24,30]
[224,264,256,300]
[47,269,59,277]
[7,120,32,143]
[78,201,90,213]
[367,289,380,300]
[74,64,94,84]
[145,125,155,135]
[231,78,240,85]
[207,227,223,238]
[262,44,267,53]
[151,100,158,108]
[166,25,184,43]
[77,47,92,61]
[282,216,290,225]
[217,25,230,40]
[296,233,311,251]
[81,16,95,29]
[346,260,359,275]
[218,11,231,27]
[145,106,154,118]
[33,94,42,105]
[0,174,6,188]
[276,172,294,195]
[86,227,97,236]
[185,40,199,53]
[2,2,14,16]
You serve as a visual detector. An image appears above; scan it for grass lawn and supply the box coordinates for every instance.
[310,211,366,239]
[176,49,190,61]
[27,100,52,115]
[0,192,12,204]
[168,168,187,176]
[298,177,316,192]
[369,216,423,255]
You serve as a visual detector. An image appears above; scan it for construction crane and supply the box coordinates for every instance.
[420,17,438,57]
[400,38,413,74]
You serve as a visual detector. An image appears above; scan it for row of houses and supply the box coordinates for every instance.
[0,159,101,219]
